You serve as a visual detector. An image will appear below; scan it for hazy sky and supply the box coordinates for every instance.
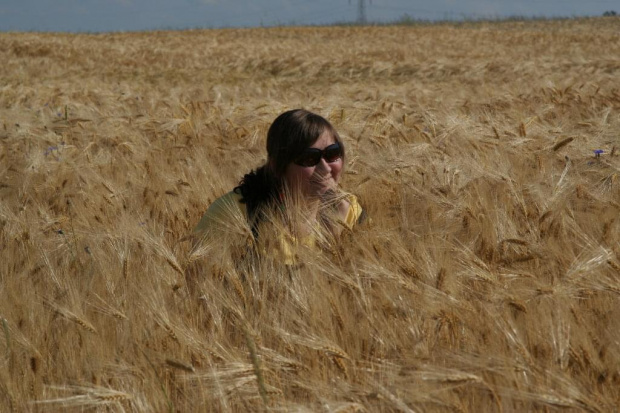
[0,0,617,32]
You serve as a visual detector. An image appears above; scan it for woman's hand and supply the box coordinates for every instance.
[321,189,351,225]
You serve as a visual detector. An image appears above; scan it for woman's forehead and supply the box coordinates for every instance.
[309,131,335,149]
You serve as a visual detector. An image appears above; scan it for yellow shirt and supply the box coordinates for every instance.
[193,190,364,264]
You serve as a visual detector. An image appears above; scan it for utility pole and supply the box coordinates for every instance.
[349,0,369,24]
[357,0,367,24]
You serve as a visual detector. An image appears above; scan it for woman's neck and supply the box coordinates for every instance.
[306,197,321,220]
[290,197,320,237]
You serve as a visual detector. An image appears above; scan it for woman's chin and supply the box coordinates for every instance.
[305,185,329,198]
[318,184,335,194]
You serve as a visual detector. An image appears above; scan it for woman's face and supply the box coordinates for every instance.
[283,131,343,199]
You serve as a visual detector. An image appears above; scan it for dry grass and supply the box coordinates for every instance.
[1,17,620,411]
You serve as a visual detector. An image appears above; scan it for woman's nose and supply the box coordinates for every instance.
[316,158,332,174]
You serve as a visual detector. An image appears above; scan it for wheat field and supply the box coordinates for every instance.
[1,17,619,412]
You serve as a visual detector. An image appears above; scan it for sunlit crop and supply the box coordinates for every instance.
[1,18,619,411]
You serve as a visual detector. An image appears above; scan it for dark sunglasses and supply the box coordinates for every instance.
[293,143,343,167]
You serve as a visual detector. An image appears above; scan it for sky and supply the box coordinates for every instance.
[0,0,617,32]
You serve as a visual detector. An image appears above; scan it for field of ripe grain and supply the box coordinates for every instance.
[1,17,620,411]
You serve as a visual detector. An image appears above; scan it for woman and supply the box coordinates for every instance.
[193,109,365,263]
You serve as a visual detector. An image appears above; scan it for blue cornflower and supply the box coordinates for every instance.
[44,146,58,156]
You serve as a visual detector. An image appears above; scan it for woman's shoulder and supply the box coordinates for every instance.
[193,190,247,234]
